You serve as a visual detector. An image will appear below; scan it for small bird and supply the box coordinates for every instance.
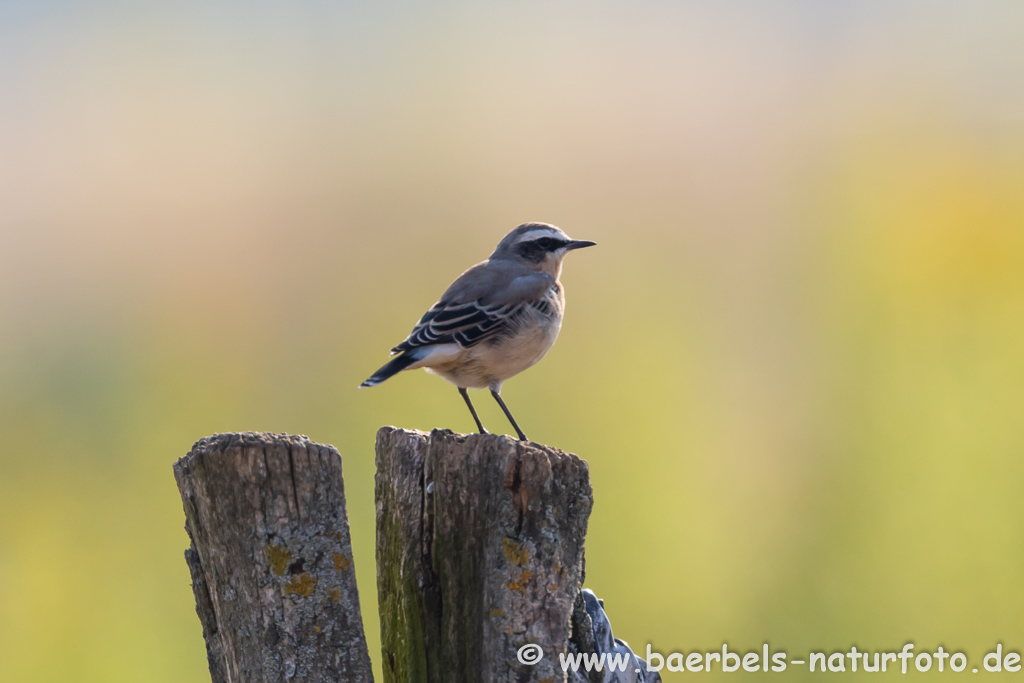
[360,222,595,441]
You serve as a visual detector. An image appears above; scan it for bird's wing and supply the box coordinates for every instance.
[391,300,520,352]
[391,263,554,354]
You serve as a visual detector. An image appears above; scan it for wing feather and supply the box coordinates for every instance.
[392,301,523,353]
[389,261,557,355]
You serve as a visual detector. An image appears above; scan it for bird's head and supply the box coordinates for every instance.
[491,222,596,277]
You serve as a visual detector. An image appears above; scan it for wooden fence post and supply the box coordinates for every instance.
[374,427,595,683]
[174,432,374,682]
[174,429,659,683]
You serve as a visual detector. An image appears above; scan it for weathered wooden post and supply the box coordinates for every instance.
[175,429,658,683]
[174,432,374,682]
[374,427,595,683]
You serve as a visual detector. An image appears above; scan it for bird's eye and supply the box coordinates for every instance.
[536,238,555,250]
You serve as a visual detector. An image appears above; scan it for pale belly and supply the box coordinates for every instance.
[424,310,562,389]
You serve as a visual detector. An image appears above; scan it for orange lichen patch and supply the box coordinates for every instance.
[326,587,342,604]
[490,608,505,618]
[508,570,533,592]
[502,538,528,566]
[331,531,344,540]
[283,573,318,597]
[548,584,558,591]
[540,678,555,683]
[314,626,321,633]
[333,552,351,572]
[265,544,291,576]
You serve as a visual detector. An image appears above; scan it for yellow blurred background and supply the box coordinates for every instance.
[1,1,1022,680]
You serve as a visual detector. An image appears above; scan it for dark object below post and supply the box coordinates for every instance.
[174,432,373,683]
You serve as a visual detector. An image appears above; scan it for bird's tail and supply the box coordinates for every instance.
[359,351,420,388]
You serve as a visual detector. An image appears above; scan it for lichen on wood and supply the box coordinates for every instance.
[174,432,373,682]
[375,427,594,683]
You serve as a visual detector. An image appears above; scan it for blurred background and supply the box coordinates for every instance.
[1,1,1023,680]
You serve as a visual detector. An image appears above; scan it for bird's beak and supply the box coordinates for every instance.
[565,239,597,250]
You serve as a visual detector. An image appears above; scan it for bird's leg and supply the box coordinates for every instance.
[458,387,488,435]
[490,389,528,441]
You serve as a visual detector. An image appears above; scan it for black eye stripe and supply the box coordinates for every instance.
[533,237,567,250]
[514,235,567,262]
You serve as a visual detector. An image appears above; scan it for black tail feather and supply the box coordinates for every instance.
[360,352,419,388]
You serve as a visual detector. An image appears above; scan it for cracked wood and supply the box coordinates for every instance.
[375,427,594,683]
[175,432,373,683]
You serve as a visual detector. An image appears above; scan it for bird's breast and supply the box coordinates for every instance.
[477,282,564,381]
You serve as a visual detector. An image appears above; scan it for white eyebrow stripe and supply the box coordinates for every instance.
[515,228,566,243]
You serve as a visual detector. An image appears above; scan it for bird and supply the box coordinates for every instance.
[360,222,595,441]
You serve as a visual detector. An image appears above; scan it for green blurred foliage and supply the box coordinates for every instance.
[1,2,1023,681]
